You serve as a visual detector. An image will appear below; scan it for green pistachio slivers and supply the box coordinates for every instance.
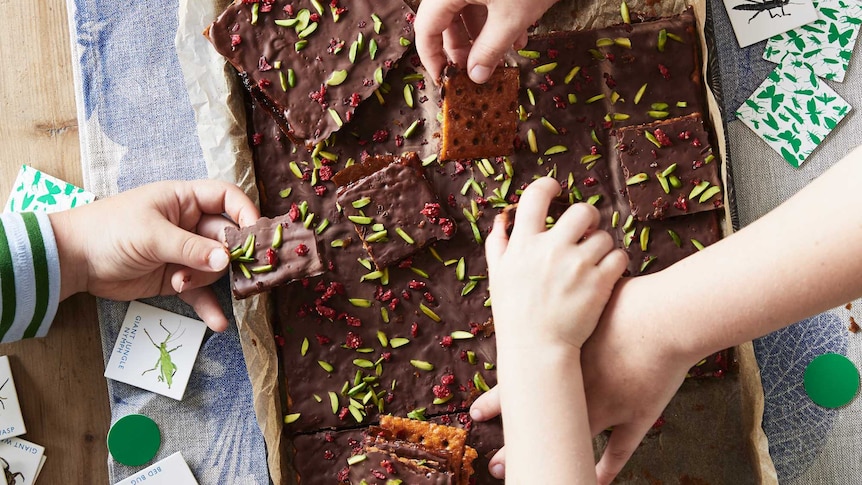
[301,337,309,356]
[407,407,427,420]
[403,120,420,138]
[586,93,606,104]
[667,32,685,43]
[645,131,662,148]
[661,163,678,177]
[419,303,441,322]
[410,360,434,371]
[365,230,388,243]
[295,39,308,51]
[353,359,375,369]
[279,71,289,92]
[626,173,649,185]
[657,29,668,52]
[298,22,318,39]
[473,372,490,392]
[348,41,360,63]
[455,257,466,281]
[541,117,559,135]
[395,227,415,244]
[399,36,411,47]
[640,255,657,273]
[651,102,669,110]
[621,1,631,24]
[250,264,273,274]
[348,215,373,224]
[274,18,300,28]
[348,298,372,308]
[640,226,650,252]
[580,153,602,165]
[648,110,670,119]
[691,239,705,251]
[586,194,602,205]
[272,223,283,248]
[451,330,474,340]
[634,83,648,105]
[371,13,383,33]
[517,49,540,59]
[564,65,581,84]
[667,229,682,247]
[596,37,614,47]
[527,129,538,154]
[369,39,378,60]
[689,180,710,200]
[329,391,339,414]
[318,360,334,373]
[347,454,366,466]
[238,263,251,279]
[614,37,632,48]
[328,109,343,127]
[283,413,301,424]
[698,185,722,203]
[657,173,670,194]
[390,337,410,348]
[360,270,385,282]
[410,266,429,278]
[533,62,558,74]
[611,210,620,228]
[326,69,348,86]
[251,2,259,24]
[544,145,568,155]
[374,67,384,85]
[352,197,371,209]
[669,174,683,189]
[404,84,415,108]
[461,280,477,296]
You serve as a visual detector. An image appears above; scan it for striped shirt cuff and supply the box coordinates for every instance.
[0,212,61,342]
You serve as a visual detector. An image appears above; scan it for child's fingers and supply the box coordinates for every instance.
[178,286,230,332]
[466,8,529,83]
[597,248,629,279]
[196,213,239,244]
[510,177,560,238]
[484,214,510,272]
[151,220,232,272]
[441,15,473,68]
[469,385,501,421]
[513,30,528,50]
[575,230,616,266]
[595,421,655,485]
[183,180,260,227]
[415,0,469,81]
[168,266,222,295]
[460,4,488,38]
[551,202,600,243]
[487,446,506,479]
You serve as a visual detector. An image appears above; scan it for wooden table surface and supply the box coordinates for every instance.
[0,0,111,482]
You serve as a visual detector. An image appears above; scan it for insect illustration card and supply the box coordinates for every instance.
[736,60,851,167]
[764,0,862,81]
[723,0,819,47]
[0,437,45,485]
[113,452,199,485]
[104,301,208,401]
[0,357,25,441]
[3,165,95,214]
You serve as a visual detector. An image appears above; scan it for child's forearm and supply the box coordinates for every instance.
[498,345,597,485]
[614,145,862,363]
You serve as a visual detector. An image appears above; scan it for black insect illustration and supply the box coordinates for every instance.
[733,0,792,23]
[0,456,23,484]
[0,378,8,411]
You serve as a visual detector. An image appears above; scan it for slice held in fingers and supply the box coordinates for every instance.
[335,152,455,270]
[205,0,416,148]
[439,65,520,161]
[225,214,324,299]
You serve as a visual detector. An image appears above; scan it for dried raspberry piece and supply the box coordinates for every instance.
[265,247,278,266]
[345,331,362,349]
[230,34,242,47]
[440,336,453,347]
[258,56,272,71]
[653,129,673,147]
[295,244,309,256]
[315,334,331,345]
[433,385,452,399]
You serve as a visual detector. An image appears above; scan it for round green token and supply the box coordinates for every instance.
[803,353,860,408]
[107,414,161,466]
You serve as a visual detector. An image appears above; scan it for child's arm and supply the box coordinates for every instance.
[475,145,862,483]
[415,0,558,83]
[49,179,259,332]
[487,177,627,484]
[582,143,862,482]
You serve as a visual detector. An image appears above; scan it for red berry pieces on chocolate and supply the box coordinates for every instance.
[295,244,309,256]
[265,247,278,266]
[658,63,671,79]
[653,128,672,146]
[345,331,362,349]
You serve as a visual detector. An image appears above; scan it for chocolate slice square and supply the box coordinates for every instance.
[335,153,455,269]
[440,66,519,160]
[616,113,723,221]
[225,214,324,299]
[206,0,415,148]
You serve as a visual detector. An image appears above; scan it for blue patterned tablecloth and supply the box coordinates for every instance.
[65,0,862,482]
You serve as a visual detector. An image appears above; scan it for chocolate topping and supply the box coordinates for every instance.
[207,0,416,148]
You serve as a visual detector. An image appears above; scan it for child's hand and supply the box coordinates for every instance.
[415,0,558,84]
[486,177,628,351]
[50,180,259,331]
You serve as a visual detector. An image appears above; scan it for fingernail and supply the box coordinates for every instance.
[209,248,229,271]
[470,65,492,84]
[491,463,505,479]
[470,407,483,420]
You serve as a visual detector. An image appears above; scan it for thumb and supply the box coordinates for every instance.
[152,221,231,272]
[484,213,509,273]
[466,9,531,83]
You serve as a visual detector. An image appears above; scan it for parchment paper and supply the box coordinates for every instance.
[175,0,777,483]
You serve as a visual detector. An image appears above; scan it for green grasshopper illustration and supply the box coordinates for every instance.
[142,320,184,388]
